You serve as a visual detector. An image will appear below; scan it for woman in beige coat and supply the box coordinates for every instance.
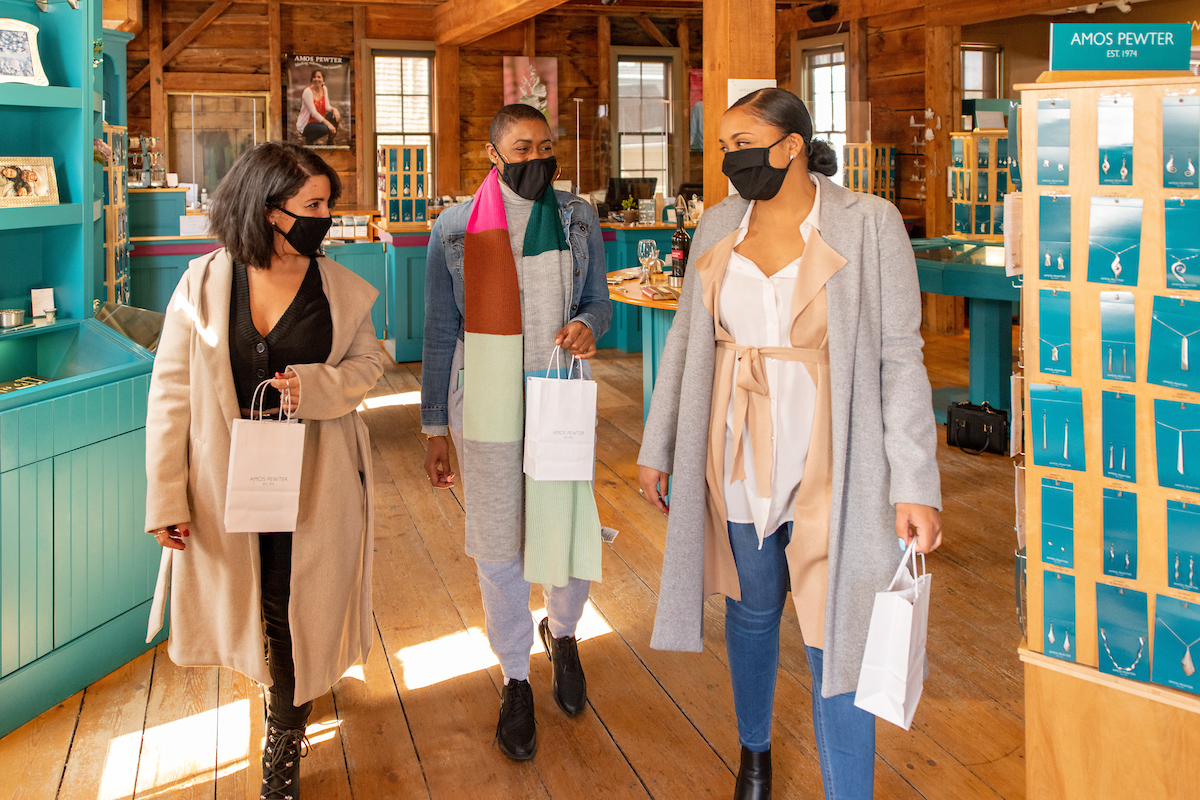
[144,142,382,800]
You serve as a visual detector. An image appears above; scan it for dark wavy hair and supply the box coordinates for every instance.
[730,88,839,177]
[208,141,341,269]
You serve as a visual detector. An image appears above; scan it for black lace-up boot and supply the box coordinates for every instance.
[495,678,537,760]
[538,617,587,716]
[260,724,308,799]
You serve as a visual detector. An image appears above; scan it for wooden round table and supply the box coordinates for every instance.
[607,276,679,418]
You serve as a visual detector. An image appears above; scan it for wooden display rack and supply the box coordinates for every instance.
[377,144,430,231]
[841,142,897,202]
[102,123,129,304]
[1019,71,1200,799]
[949,129,1010,243]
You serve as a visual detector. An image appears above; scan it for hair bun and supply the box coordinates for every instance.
[806,139,839,177]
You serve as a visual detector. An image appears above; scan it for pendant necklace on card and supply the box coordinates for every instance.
[1169,252,1200,284]
[1152,315,1200,371]
[1158,619,1200,677]
[1041,338,1069,362]
[1090,240,1138,279]
[1100,628,1146,674]
[1154,421,1200,474]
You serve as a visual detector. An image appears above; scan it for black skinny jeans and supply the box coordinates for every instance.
[259,533,312,729]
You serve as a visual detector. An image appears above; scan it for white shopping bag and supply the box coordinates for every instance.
[524,348,598,482]
[853,541,932,730]
[224,380,306,533]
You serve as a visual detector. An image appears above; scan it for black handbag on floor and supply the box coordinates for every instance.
[946,401,1009,456]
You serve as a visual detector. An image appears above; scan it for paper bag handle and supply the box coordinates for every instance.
[544,346,581,380]
[249,378,295,422]
[889,540,927,598]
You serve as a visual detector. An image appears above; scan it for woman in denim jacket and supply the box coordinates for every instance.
[420,104,612,761]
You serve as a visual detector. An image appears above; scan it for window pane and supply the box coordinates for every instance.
[642,62,666,98]
[813,93,833,134]
[402,57,429,95]
[619,97,642,132]
[831,64,845,93]
[620,135,643,170]
[618,62,642,97]
[402,96,430,131]
[963,50,983,92]
[813,66,832,95]
[376,95,404,132]
[641,99,668,133]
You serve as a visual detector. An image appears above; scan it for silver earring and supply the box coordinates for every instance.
[1048,622,1056,644]
[1176,553,1181,582]
[1110,544,1116,561]
[1126,552,1130,569]
[1063,630,1071,653]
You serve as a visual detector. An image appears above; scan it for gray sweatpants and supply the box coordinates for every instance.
[476,552,591,682]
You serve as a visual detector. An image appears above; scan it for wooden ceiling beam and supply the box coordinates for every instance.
[128,0,235,97]
[635,14,673,47]
[434,0,568,45]
[546,5,703,16]
[777,0,920,34]
[925,0,1078,27]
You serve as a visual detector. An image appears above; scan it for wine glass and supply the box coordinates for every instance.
[637,239,658,284]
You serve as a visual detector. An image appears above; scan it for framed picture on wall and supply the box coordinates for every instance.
[286,54,352,149]
[0,19,48,86]
[0,157,58,207]
[503,57,559,133]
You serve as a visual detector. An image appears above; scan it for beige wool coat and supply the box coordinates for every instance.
[144,248,383,705]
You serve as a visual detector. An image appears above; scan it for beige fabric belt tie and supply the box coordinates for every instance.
[717,339,828,501]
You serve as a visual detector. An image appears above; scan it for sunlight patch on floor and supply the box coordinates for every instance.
[397,601,613,690]
[360,390,421,410]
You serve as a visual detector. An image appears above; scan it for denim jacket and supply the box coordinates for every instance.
[421,189,613,433]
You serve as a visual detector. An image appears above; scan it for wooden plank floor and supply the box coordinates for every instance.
[0,330,1025,800]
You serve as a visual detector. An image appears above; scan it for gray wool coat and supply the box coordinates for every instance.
[638,176,942,698]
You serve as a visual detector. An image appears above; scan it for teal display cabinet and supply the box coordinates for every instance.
[325,240,387,339]
[0,0,165,738]
[379,228,429,362]
[596,225,680,353]
[128,237,220,312]
[128,187,188,237]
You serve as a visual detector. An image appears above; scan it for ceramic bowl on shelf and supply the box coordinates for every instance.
[0,309,26,329]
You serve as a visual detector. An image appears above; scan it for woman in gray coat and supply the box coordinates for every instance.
[637,89,942,800]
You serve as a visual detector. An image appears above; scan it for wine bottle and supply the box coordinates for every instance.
[670,195,690,287]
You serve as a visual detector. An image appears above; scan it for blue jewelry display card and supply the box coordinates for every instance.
[1165,199,1200,291]
[1153,595,1200,695]
[1099,291,1136,382]
[954,202,970,234]
[1162,96,1200,190]
[1039,195,1071,282]
[978,138,991,169]
[978,171,989,203]
[1167,500,1200,594]
[1041,478,1075,568]
[1007,103,1022,192]
[388,174,398,198]
[993,205,1004,236]
[1148,296,1200,392]
[1096,582,1150,682]
[1030,384,1086,471]
[1037,99,1070,186]
[415,147,425,172]
[996,170,1008,199]
[1097,95,1135,186]
[1043,570,1076,662]
[1039,289,1072,376]
[1154,398,1200,494]
[952,137,964,169]
[1087,197,1142,286]
[975,204,990,236]
[1102,391,1137,483]
[1102,488,1138,579]
[402,147,412,171]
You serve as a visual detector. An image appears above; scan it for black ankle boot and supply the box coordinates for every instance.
[733,746,771,800]
[495,678,537,761]
[538,618,587,716]
[261,723,308,799]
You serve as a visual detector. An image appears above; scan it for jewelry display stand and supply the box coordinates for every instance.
[1019,70,1200,799]
[840,143,897,203]
[103,123,129,304]
[950,129,1010,242]
[377,144,430,231]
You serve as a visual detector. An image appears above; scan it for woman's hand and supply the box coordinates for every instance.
[424,435,455,488]
[896,503,942,554]
[271,370,300,413]
[638,466,670,513]
[555,321,596,359]
[151,522,190,551]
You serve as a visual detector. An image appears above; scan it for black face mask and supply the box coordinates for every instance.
[272,206,332,256]
[495,150,558,201]
[721,134,795,202]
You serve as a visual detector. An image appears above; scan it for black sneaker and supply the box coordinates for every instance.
[495,678,537,761]
[538,617,588,717]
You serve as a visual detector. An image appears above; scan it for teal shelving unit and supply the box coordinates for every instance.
[0,0,159,738]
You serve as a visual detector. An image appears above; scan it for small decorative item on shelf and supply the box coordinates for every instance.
[0,376,52,394]
[0,156,58,207]
[0,19,49,86]
[93,137,111,166]
[620,195,638,224]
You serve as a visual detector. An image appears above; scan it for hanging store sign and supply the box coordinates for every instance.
[1049,24,1192,71]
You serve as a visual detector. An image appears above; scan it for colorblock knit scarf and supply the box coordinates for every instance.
[461,170,602,587]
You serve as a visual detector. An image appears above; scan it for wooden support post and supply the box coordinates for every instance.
[354,5,367,207]
[523,19,536,58]
[847,17,869,140]
[702,0,775,206]
[148,0,164,143]
[924,24,960,238]
[598,16,611,110]
[435,44,461,197]
[678,16,690,184]
[269,0,282,142]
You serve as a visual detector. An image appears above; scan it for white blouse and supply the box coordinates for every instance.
[719,175,822,545]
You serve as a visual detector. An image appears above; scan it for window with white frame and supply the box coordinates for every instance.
[802,45,846,184]
[962,44,1002,100]
[374,51,434,184]
[617,57,672,198]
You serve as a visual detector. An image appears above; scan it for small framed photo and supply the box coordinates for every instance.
[0,157,59,207]
[0,19,48,87]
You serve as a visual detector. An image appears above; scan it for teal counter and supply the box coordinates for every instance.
[378,228,430,363]
[128,188,189,238]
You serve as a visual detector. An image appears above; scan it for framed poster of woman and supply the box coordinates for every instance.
[286,54,351,149]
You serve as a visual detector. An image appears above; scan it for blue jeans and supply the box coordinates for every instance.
[725,521,875,800]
